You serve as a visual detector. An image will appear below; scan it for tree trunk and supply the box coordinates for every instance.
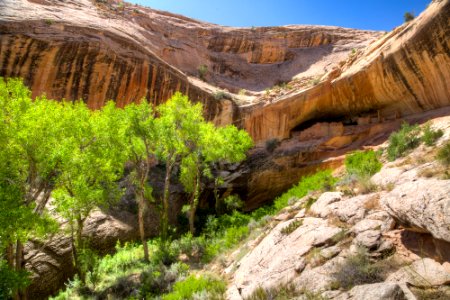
[188,166,201,235]
[161,161,173,243]
[137,190,149,262]
[6,243,14,268]
[15,241,23,273]
[75,216,86,283]
[15,240,25,300]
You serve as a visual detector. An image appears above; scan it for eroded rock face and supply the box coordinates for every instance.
[243,0,450,142]
[381,179,450,242]
[0,0,378,108]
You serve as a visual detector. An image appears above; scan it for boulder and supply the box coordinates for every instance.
[381,179,450,242]
[230,217,341,297]
[353,230,381,249]
[342,283,406,300]
[310,192,343,218]
[387,258,450,287]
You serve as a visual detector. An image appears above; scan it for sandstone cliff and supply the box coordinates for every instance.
[1,0,450,297]
[1,0,449,210]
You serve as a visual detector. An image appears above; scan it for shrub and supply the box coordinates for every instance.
[197,65,208,80]
[244,284,301,300]
[387,123,421,161]
[223,195,244,211]
[437,142,450,166]
[173,234,208,262]
[140,262,189,297]
[265,138,279,153]
[332,248,383,290]
[213,91,231,100]
[244,284,326,300]
[404,12,415,22]
[345,150,382,178]
[0,261,30,299]
[280,219,303,235]
[273,170,337,212]
[239,89,247,96]
[422,124,443,146]
[162,274,226,300]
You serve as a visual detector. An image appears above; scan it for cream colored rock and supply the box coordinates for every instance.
[310,192,343,218]
[353,230,382,249]
[381,179,450,242]
[230,217,341,297]
[387,258,450,287]
[340,283,407,300]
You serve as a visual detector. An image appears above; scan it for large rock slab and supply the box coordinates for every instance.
[387,258,450,287]
[337,282,407,300]
[381,179,450,242]
[229,217,342,298]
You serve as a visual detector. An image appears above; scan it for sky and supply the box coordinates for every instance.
[130,0,431,31]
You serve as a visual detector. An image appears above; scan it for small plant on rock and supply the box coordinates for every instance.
[332,247,383,290]
[345,150,382,178]
[387,122,421,161]
[422,123,443,146]
[280,219,303,235]
[197,64,208,80]
[265,138,279,153]
[437,142,450,166]
[404,12,415,22]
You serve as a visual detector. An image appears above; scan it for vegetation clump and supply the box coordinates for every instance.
[197,64,208,80]
[265,138,279,153]
[273,170,337,212]
[162,274,226,300]
[387,123,421,161]
[331,248,383,290]
[404,12,415,22]
[437,142,450,166]
[345,150,382,178]
[280,219,303,235]
[422,123,444,146]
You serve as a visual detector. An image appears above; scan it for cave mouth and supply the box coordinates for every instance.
[289,109,381,137]
[290,115,357,137]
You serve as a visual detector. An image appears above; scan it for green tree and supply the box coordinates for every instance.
[404,12,415,22]
[156,93,200,242]
[122,100,158,261]
[52,101,127,281]
[0,78,59,297]
[180,123,253,234]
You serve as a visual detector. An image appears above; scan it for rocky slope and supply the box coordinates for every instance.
[1,0,449,210]
[223,116,450,300]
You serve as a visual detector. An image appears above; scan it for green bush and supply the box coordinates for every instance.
[345,150,382,178]
[244,284,326,300]
[437,142,450,166]
[387,123,421,161]
[332,248,383,290]
[422,124,444,146]
[273,170,337,211]
[197,65,208,80]
[404,12,415,22]
[280,219,303,235]
[0,260,30,299]
[265,138,279,153]
[162,274,226,300]
[140,262,189,297]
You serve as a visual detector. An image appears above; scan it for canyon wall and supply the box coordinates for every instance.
[0,0,448,211]
[243,0,450,143]
[0,1,449,297]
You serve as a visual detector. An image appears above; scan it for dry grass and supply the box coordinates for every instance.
[327,215,349,229]
[383,182,395,192]
[364,195,381,211]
